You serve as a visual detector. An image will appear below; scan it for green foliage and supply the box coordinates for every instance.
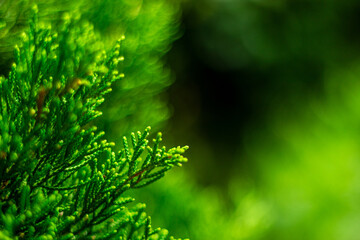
[0,0,86,69]
[0,6,187,240]
[0,0,180,139]
[90,0,181,139]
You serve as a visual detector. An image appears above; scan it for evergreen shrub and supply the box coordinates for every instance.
[0,2,188,239]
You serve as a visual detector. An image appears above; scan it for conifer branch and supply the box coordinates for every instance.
[0,6,188,239]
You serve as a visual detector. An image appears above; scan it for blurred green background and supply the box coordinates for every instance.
[137,0,360,239]
[2,0,360,239]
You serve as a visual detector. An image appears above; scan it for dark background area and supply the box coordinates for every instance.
[165,0,360,187]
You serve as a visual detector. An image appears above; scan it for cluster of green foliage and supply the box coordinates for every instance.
[88,0,181,138]
[0,2,188,240]
[0,0,180,137]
